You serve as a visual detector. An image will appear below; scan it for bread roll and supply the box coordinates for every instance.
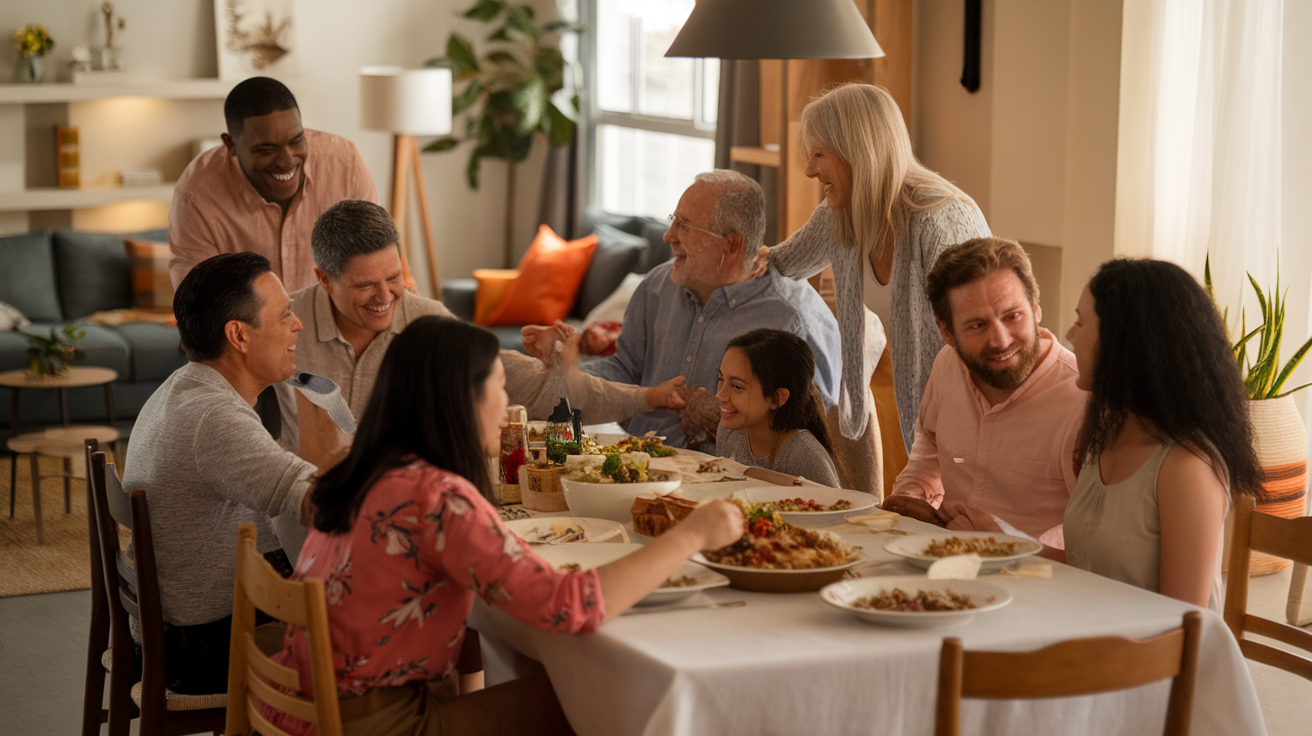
[631,493,699,537]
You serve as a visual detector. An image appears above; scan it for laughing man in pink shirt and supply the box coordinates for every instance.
[882,238,1085,547]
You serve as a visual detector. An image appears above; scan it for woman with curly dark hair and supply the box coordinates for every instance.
[1063,258,1261,610]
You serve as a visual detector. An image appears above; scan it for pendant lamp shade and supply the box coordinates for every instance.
[665,0,884,60]
[359,66,453,136]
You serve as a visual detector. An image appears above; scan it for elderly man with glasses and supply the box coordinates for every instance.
[571,169,841,451]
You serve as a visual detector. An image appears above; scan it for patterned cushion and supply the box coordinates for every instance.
[124,238,174,310]
[130,681,228,711]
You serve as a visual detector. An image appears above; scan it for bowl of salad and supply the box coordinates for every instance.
[561,451,682,523]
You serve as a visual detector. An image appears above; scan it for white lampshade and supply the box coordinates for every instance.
[665,0,884,60]
[359,66,453,135]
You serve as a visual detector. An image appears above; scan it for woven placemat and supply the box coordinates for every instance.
[0,455,93,597]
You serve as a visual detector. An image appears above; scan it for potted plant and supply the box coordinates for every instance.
[20,324,86,378]
[1207,261,1312,575]
[12,24,54,83]
[424,0,584,267]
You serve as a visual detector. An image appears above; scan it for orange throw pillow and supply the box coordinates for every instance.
[483,226,598,326]
[473,269,519,325]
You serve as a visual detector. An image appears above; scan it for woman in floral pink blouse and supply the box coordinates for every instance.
[274,316,743,735]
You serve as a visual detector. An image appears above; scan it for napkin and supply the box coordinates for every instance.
[927,553,982,580]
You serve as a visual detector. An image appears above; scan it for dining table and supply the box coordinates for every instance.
[472,454,1267,736]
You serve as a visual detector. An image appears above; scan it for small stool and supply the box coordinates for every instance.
[7,425,119,544]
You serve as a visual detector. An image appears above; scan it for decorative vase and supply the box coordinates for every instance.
[1246,396,1308,576]
[13,54,45,83]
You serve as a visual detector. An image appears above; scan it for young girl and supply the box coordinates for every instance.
[273,316,742,735]
[1062,259,1261,610]
[715,328,842,488]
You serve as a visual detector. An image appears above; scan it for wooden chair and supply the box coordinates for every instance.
[80,440,111,736]
[85,448,139,736]
[1223,494,1312,680]
[934,611,1203,736]
[127,489,228,735]
[226,524,343,736]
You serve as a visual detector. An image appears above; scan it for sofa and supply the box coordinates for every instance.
[441,211,671,352]
[0,228,185,437]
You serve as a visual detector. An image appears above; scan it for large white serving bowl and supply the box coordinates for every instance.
[533,543,729,605]
[883,532,1043,573]
[731,486,878,528]
[503,517,628,546]
[560,475,682,523]
[820,576,1013,628]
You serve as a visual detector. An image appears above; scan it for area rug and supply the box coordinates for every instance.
[0,455,93,597]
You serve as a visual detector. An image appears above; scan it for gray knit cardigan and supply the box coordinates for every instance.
[768,199,991,448]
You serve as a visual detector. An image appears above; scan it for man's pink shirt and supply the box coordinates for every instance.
[891,330,1087,543]
[168,129,376,293]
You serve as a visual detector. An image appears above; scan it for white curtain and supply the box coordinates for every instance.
[1146,0,1283,324]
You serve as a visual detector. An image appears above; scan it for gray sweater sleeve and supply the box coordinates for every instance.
[773,430,842,488]
[194,399,316,518]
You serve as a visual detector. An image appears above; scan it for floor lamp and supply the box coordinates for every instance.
[360,66,453,297]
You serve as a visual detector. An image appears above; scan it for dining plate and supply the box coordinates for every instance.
[503,517,628,546]
[731,486,879,528]
[820,576,1013,628]
[691,552,863,593]
[883,532,1043,573]
[533,543,728,605]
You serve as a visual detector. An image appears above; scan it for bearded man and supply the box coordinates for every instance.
[881,238,1085,546]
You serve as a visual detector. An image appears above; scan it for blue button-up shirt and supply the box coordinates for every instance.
[582,262,841,447]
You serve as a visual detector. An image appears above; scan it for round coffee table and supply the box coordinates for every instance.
[8,425,120,544]
[0,367,118,436]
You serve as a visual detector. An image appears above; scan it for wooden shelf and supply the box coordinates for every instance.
[729,146,781,168]
[0,79,235,104]
[0,184,175,211]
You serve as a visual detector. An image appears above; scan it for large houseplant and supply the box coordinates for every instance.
[425,0,583,267]
[1207,260,1312,575]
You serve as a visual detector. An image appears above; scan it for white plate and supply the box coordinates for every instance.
[560,476,682,523]
[820,576,1013,627]
[883,532,1043,573]
[691,531,863,593]
[533,543,728,605]
[731,486,879,528]
[503,517,628,546]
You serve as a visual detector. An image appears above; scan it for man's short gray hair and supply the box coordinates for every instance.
[694,169,766,266]
[311,200,400,279]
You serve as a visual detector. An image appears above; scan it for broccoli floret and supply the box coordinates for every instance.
[601,453,622,478]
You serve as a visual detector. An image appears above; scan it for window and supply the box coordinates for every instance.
[584,0,719,218]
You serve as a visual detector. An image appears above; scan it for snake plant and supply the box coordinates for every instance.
[1205,257,1312,399]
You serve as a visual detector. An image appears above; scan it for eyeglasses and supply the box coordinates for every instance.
[667,213,727,240]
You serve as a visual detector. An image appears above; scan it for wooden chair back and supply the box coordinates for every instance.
[225,524,342,736]
[1223,494,1312,680]
[127,489,226,736]
[81,440,111,736]
[934,611,1203,736]
[85,448,137,736]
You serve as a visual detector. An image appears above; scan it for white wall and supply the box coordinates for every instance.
[0,0,557,291]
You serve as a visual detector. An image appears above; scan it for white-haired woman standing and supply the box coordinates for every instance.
[764,83,990,450]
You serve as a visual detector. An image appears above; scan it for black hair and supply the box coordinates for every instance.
[312,316,502,534]
[174,252,271,362]
[224,77,299,138]
[311,200,401,279]
[725,328,833,456]
[1074,258,1262,495]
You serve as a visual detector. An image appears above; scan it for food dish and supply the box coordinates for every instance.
[533,543,728,605]
[883,532,1043,573]
[503,517,628,546]
[693,551,861,593]
[695,504,862,592]
[561,476,682,523]
[631,493,700,537]
[820,576,1013,627]
[731,486,878,529]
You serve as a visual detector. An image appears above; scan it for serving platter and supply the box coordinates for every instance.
[533,543,728,605]
[691,552,863,593]
[731,486,878,528]
[503,517,628,546]
[883,532,1043,573]
[560,475,682,523]
[820,576,1013,628]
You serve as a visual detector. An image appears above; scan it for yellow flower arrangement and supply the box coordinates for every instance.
[13,24,55,58]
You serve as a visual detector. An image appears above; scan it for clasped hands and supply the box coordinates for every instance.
[878,495,1002,533]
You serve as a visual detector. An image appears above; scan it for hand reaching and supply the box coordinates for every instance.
[521,321,577,363]
[645,375,687,411]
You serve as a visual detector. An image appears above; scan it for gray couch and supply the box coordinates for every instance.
[442,212,671,352]
[0,228,186,436]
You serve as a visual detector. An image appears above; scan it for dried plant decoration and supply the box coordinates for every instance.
[225,0,291,70]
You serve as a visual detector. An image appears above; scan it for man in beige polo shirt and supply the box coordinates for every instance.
[288,200,687,460]
[169,76,377,293]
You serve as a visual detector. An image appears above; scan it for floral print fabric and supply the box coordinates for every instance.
[277,461,605,699]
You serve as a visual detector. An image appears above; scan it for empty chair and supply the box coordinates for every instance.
[225,524,342,736]
[935,611,1203,736]
[80,440,112,736]
[1224,493,1312,680]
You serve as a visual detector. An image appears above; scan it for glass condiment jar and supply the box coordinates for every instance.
[499,404,528,486]
[547,397,575,445]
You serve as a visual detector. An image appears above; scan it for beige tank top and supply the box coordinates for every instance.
[1064,443,1224,612]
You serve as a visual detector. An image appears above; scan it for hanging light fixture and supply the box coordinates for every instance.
[665,0,884,60]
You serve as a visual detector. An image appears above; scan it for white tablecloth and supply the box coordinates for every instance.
[473,513,1267,736]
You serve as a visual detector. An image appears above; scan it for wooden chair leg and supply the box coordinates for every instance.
[30,451,43,544]
[8,451,15,518]
[64,456,72,513]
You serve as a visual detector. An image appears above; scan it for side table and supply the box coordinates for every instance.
[8,425,120,544]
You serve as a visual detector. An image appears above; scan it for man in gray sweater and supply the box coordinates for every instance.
[123,251,314,694]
